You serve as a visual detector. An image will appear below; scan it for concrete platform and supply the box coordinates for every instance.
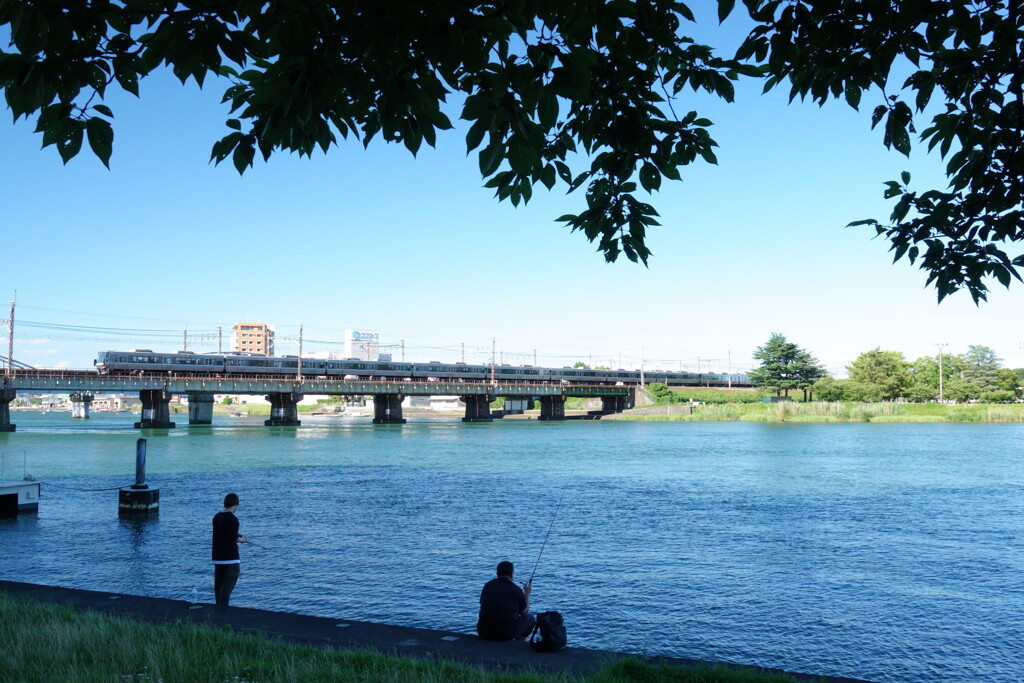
[0,480,39,513]
[0,581,873,682]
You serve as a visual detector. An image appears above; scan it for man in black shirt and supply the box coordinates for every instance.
[477,560,535,640]
[212,492,248,606]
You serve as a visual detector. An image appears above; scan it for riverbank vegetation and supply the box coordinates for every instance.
[749,334,1024,404]
[0,594,797,683]
[629,396,1024,423]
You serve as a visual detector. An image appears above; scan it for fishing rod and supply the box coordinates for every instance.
[527,475,573,585]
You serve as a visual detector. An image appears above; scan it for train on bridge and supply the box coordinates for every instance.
[96,350,747,387]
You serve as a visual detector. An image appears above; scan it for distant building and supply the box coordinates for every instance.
[344,329,379,360]
[231,322,275,355]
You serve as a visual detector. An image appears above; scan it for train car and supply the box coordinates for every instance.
[223,354,330,376]
[410,362,489,382]
[96,350,226,374]
[95,349,745,388]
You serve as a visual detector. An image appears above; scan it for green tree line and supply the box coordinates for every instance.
[753,334,1024,404]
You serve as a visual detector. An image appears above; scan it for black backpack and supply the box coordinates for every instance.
[529,611,566,652]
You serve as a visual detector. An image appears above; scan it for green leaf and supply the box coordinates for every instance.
[717,0,736,23]
[478,141,504,176]
[639,162,661,192]
[92,104,114,119]
[56,123,84,164]
[871,105,887,129]
[232,137,255,174]
[538,89,558,128]
[86,118,114,168]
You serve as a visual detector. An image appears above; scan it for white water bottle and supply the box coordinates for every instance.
[190,588,199,604]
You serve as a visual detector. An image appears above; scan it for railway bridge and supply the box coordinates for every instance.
[0,371,634,431]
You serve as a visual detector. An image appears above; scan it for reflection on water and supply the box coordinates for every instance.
[1,412,1023,683]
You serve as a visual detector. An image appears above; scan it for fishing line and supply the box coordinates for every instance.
[528,473,574,585]
[246,541,273,551]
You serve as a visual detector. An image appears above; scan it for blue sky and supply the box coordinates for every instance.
[2,13,1021,377]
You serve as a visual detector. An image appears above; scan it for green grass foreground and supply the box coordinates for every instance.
[620,401,1024,423]
[0,594,799,683]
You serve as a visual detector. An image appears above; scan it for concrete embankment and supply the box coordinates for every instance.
[600,405,694,420]
[0,581,872,682]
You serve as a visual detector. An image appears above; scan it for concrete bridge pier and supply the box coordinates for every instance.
[538,395,566,421]
[372,394,406,424]
[69,393,94,419]
[461,395,493,422]
[0,388,15,432]
[187,392,215,426]
[134,390,176,429]
[601,395,629,413]
[265,393,301,426]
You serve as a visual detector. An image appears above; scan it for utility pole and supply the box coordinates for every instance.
[5,295,14,377]
[297,324,304,381]
[461,342,465,363]
[935,342,948,402]
[491,337,496,384]
[401,339,405,362]
[217,326,222,353]
[182,325,188,351]
[728,348,732,388]
[640,346,645,387]
[533,349,537,366]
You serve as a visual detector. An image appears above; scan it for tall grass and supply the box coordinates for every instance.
[0,594,797,683]
[615,401,1024,423]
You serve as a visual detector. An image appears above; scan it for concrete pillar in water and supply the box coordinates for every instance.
[461,394,494,422]
[265,392,302,426]
[372,394,406,424]
[119,438,159,517]
[187,392,215,426]
[135,390,175,429]
[69,392,94,419]
[539,395,566,421]
[0,388,14,432]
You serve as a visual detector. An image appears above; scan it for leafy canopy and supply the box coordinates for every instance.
[2,0,1022,301]
[0,0,755,265]
[732,0,1024,302]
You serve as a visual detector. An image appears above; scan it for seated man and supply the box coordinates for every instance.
[476,560,536,641]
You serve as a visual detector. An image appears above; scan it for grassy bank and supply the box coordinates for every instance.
[0,594,797,683]
[619,401,1024,423]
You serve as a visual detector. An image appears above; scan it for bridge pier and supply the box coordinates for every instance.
[0,389,14,432]
[70,393,94,419]
[134,390,176,429]
[372,394,406,424]
[601,395,630,413]
[538,395,566,421]
[187,392,215,425]
[265,392,301,426]
[461,395,493,422]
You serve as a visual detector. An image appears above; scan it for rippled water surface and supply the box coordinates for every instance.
[1,413,1022,683]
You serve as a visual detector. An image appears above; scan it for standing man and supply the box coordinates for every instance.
[477,560,535,641]
[212,492,248,606]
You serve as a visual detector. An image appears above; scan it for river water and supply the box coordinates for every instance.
[1,413,1021,683]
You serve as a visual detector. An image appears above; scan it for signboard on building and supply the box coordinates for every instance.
[344,329,379,360]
